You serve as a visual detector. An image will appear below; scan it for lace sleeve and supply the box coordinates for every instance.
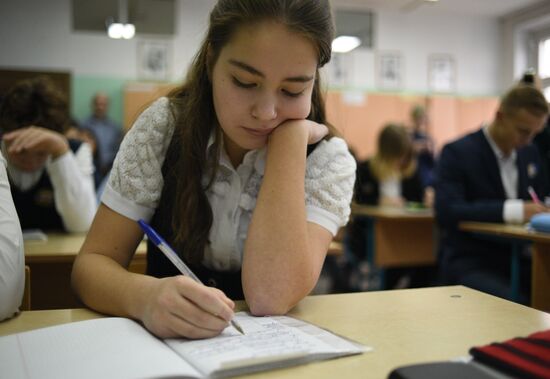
[305,137,356,235]
[102,97,175,221]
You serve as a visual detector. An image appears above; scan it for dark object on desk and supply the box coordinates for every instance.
[470,329,550,379]
[388,361,499,379]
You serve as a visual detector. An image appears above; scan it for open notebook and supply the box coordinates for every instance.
[0,312,368,379]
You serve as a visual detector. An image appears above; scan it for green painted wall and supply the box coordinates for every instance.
[71,75,128,128]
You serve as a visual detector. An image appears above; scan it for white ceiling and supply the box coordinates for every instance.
[331,0,544,17]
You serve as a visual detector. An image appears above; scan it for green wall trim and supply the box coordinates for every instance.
[71,75,130,128]
[70,75,499,129]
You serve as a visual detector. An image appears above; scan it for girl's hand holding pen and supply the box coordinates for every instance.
[141,276,236,339]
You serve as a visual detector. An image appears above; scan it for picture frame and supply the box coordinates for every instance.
[428,54,455,93]
[377,51,403,90]
[137,40,171,81]
[328,53,354,88]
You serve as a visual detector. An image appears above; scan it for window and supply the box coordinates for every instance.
[539,36,550,102]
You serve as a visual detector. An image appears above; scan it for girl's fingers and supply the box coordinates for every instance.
[170,295,230,332]
[175,277,235,323]
[165,312,227,339]
[212,287,235,309]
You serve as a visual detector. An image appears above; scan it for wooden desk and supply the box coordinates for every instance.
[24,233,147,310]
[351,205,436,283]
[1,286,548,378]
[460,221,550,312]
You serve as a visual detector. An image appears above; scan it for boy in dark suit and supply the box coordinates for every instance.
[435,85,549,303]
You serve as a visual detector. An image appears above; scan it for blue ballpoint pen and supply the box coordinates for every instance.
[138,219,244,335]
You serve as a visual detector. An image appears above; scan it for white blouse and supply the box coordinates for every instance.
[0,151,24,320]
[3,142,97,233]
[103,97,356,271]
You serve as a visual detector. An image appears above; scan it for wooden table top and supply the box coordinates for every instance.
[351,204,434,220]
[460,221,550,243]
[1,286,548,379]
[24,233,147,262]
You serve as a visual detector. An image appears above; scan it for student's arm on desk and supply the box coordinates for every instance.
[242,122,337,316]
[71,204,235,339]
[47,143,96,232]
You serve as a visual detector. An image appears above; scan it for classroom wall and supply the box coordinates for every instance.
[326,7,501,96]
[0,0,537,158]
[0,0,214,126]
[0,1,504,119]
[324,91,499,160]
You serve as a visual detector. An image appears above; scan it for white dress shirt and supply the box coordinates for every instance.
[4,143,97,232]
[103,97,356,271]
[483,127,524,223]
[379,174,401,200]
[0,151,24,320]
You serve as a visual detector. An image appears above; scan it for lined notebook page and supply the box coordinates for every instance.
[0,318,202,379]
[165,312,366,377]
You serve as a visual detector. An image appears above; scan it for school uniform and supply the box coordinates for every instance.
[102,97,357,299]
[5,140,96,232]
[435,127,549,303]
[349,159,431,289]
[354,159,424,205]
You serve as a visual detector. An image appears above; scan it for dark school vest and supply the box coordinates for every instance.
[147,139,321,301]
[147,140,245,300]
[10,139,83,231]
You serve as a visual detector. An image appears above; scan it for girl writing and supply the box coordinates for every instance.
[72,0,356,339]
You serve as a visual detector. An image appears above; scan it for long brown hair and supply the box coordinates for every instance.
[370,123,416,182]
[164,0,335,264]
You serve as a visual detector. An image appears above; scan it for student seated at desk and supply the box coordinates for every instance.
[72,0,356,339]
[349,124,434,290]
[0,150,24,321]
[435,85,550,304]
[354,123,432,208]
[0,76,96,233]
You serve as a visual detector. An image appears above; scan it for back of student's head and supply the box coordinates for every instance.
[499,85,549,118]
[377,124,411,161]
[0,76,70,134]
[371,123,416,181]
[411,105,426,122]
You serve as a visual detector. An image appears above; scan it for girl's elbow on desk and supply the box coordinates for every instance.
[243,275,312,316]
[245,292,296,316]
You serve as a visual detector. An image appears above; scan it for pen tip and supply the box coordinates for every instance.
[232,320,245,335]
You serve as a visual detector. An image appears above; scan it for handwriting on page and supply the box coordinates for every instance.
[166,316,331,374]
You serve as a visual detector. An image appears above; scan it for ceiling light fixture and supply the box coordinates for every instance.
[332,36,361,53]
[106,0,135,39]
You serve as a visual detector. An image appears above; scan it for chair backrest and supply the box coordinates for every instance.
[21,265,31,311]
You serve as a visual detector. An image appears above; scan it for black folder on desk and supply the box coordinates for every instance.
[388,361,513,379]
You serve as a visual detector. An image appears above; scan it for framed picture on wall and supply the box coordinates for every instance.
[137,40,171,81]
[328,53,354,88]
[428,54,455,93]
[377,51,403,90]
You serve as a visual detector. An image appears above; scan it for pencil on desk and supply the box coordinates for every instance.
[138,219,245,335]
